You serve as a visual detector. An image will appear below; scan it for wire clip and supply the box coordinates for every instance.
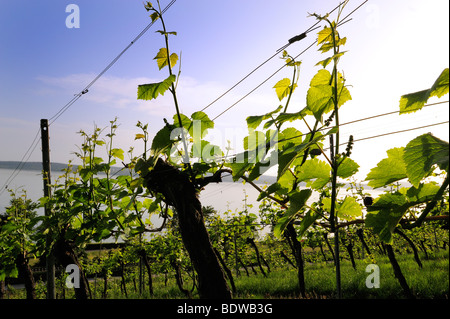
[288,32,307,44]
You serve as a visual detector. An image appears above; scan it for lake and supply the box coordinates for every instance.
[0,166,271,216]
[0,165,384,224]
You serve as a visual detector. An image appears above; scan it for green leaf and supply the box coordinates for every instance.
[365,148,407,189]
[277,151,300,181]
[399,68,449,114]
[248,151,278,181]
[315,52,347,68]
[278,127,303,150]
[297,209,320,238]
[404,182,441,203]
[227,155,254,182]
[150,12,159,23]
[337,157,359,179]
[366,182,441,244]
[151,125,173,153]
[317,26,333,45]
[403,133,449,187]
[336,73,352,108]
[192,140,223,162]
[135,133,146,140]
[246,105,283,130]
[154,48,178,70]
[274,78,297,101]
[137,75,176,101]
[295,158,331,189]
[322,196,362,220]
[173,113,192,131]
[429,68,450,98]
[246,115,265,131]
[277,168,296,191]
[275,109,309,126]
[257,182,283,201]
[307,70,333,121]
[111,148,124,161]
[366,192,409,244]
[337,196,362,220]
[274,189,312,238]
[190,111,214,138]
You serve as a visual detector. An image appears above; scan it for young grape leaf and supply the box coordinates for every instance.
[365,192,409,244]
[150,125,173,153]
[315,51,347,68]
[111,148,124,161]
[297,209,321,238]
[273,189,312,238]
[399,68,449,114]
[294,158,331,190]
[275,108,310,126]
[274,78,297,101]
[403,133,449,187]
[366,182,441,243]
[337,196,363,220]
[190,111,214,138]
[306,69,333,121]
[404,182,441,203]
[322,196,362,220]
[365,147,407,189]
[337,157,359,179]
[137,75,176,101]
[257,182,283,201]
[154,48,178,70]
[278,127,303,151]
[246,105,283,130]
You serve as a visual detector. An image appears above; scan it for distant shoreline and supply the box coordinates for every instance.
[0,161,277,184]
[0,161,127,176]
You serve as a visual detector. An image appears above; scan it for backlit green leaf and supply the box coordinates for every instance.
[137,75,176,101]
[246,105,283,130]
[337,196,362,220]
[278,127,303,150]
[337,157,359,179]
[111,148,124,161]
[154,48,178,70]
[297,209,320,238]
[274,78,297,101]
[274,189,312,238]
[190,111,214,138]
[366,192,409,244]
[403,133,449,187]
[307,70,333,121]
[399,68,449,114]
[365,148,407,189]
[295,158,331,189]
[366,182,441,244]
[151,125,173,153]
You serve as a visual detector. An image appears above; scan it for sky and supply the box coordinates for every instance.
[0,0,449,185]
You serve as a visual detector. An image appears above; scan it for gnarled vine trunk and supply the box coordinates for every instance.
[15,252,36,299]
[285,223,306,298]
[142,159,232,299]
[54,232,90,299]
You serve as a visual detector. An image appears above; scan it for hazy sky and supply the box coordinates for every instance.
[0,0,449,183]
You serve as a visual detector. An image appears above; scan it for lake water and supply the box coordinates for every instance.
[0,167,384,223]
[0,167,269,216]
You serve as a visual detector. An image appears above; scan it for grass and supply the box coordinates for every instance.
[4,250,448,299]
[230,249,449,299]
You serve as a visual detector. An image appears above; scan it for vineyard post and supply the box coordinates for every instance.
[40,119,56,299]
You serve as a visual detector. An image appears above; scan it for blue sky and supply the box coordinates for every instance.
[0,0,449,182]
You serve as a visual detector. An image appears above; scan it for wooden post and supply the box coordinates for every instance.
[41,119,56,299]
